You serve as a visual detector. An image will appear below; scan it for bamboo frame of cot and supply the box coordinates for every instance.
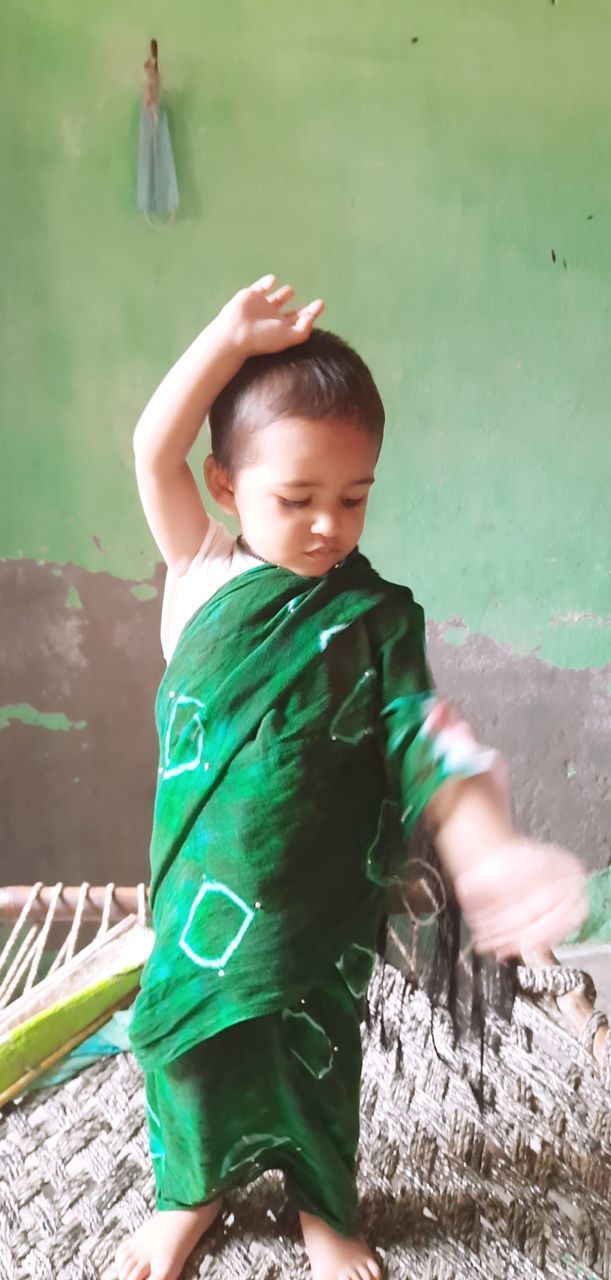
[0,883,152,1106]
[0,881,608,1078]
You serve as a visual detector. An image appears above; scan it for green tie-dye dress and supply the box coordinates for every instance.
[129,550,494,1231]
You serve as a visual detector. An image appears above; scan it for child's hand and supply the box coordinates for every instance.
[455,839,587,959]
[218,275,325,358]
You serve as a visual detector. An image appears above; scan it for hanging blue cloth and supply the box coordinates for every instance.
[137,41,179,220]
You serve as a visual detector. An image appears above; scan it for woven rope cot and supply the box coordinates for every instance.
[1,959,609,1280]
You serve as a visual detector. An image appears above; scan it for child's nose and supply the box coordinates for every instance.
[311,510,339,538]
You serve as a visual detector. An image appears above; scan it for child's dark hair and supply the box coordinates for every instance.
[208,328,385,474]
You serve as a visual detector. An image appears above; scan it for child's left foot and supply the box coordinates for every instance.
[114,1199,222,1280]
[300,1210,382,1280]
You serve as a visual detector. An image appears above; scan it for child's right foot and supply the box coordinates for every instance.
[300,1210,382,1280]
[114,1199,222,1280]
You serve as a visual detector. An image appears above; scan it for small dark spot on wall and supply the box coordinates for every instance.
[411,37,419,44]
[92,534,106,553]
[551,249,557,263]
[563,258,567,270]
[587,214,594,221]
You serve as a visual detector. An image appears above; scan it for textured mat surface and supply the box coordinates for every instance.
[0,963,609,1280]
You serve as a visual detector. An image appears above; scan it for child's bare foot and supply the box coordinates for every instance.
[115,1199,222,1280]
[300,1210,381,1280]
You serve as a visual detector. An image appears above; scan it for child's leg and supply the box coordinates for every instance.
[115,1061,222,1280]
[116,954,381,1280]
[278,972,381,1280]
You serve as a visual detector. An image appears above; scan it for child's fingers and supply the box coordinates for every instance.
[463,883,554,935]
[276,299,325,345]
[250,273,277,293]
[465,872,586,935]
[268,285,295,308]
[460,860,584,928]
[472,908,571,956]
[473,885,587,957]
[293,299,325,331]
[472,932,521,959]
[512,889,588,955]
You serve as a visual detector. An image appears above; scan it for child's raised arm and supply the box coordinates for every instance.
[133,274,324,573]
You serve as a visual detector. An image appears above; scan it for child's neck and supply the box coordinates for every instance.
[236,534,271,565]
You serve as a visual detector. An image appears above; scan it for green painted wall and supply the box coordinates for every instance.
[2,0,610,668]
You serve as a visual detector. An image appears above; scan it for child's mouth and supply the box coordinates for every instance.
[305,547,341,561]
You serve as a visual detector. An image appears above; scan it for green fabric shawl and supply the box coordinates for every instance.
[130,551,492,1073]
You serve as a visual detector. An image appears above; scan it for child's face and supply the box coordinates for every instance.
[220,417,378,576]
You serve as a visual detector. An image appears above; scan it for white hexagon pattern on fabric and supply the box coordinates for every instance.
[179,879,255,970]
[162,695,206,780]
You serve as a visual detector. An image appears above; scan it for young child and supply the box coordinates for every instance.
[116,276,586,1280]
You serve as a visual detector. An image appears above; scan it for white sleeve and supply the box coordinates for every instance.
[160,517,237,662]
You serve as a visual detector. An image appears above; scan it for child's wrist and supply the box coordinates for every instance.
[212,306,254,362]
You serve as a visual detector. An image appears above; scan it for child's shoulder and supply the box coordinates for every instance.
[160,517,252,662]
[349,556,426,658]
[354,552,423,617]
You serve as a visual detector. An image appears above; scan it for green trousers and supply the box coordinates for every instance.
[144,960,365,1235]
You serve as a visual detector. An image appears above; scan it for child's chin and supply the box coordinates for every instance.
[276,549,346,577]
[295,557,338,577]
[300,565,329,577]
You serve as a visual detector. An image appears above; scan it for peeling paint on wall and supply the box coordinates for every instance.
[66,585,83,611]
[552,612,609,627]
[131,583,158,602]
[0,705,87,733]
[438,621,470,648]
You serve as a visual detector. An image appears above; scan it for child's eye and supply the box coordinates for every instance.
[342,497,366,509]
[278,496,310,510]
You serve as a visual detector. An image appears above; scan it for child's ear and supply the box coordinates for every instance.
[204,454,238,515]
